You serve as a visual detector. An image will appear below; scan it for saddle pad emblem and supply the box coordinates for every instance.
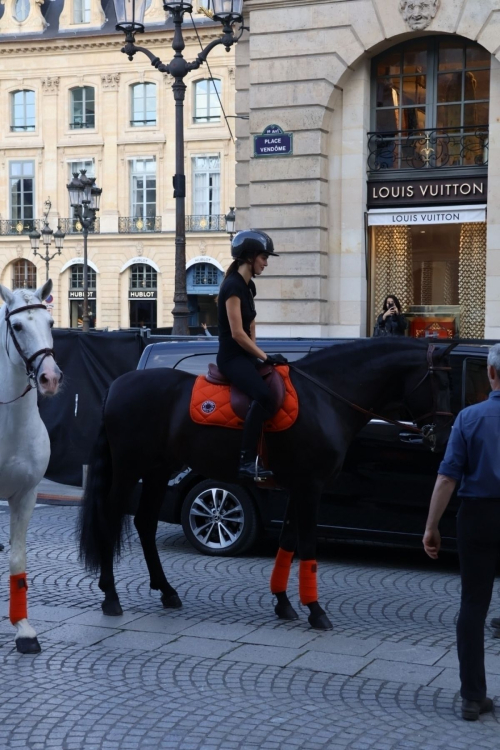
[190,365,299,432]
[201,400,216,414]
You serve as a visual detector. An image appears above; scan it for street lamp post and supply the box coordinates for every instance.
[113,0,244,335]
[225,206,236,240]
[29,199,66,282]
[66,171,102,333]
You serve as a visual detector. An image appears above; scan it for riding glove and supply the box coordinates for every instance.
[265,354,289,366]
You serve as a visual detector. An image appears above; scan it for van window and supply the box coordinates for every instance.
[175,351,308,376]
[462,358,490,408]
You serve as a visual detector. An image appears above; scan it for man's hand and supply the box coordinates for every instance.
[423,527,441,559]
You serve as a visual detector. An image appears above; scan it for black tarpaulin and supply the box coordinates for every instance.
[39,330,144,486]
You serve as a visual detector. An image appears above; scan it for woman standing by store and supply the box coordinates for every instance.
[375,294,408,337]
[217,229,285,481]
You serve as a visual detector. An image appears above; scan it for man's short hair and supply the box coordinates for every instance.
[487,343,500,375]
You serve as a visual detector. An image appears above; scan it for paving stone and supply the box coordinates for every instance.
[367,641,448,665]
[221,643,305,667]
[120,614,197,635]
[290,650,374,676]
[305,634,382,657]
[160,636,239,658]
[237,626,318,649]
[64,610,146,628]
[98,630,179,651]
[180,622,258,641]
[435,649,500,675]
[40,623,119,646]
[358,659,444,685]
[0,603,83,622]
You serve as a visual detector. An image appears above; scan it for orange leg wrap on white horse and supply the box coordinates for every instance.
[299,560,318,605]
[270,548,294,594]
[10,573,28,625]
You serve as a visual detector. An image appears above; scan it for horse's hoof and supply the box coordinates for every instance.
[101,599,123,616]
[162,593,182,609]
[308,612,333,630]
[16,637,41,654]
[275,601,299,620]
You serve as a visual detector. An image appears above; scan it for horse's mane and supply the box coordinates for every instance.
[0,289,40,320]
[298,337,429,368]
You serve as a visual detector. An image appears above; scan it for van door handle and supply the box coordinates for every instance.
[399,432,424,445]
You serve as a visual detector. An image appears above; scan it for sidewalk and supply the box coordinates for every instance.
[36,478,83,505]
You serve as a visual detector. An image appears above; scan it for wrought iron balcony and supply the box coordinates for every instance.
[118,216,162,233]
[59,217,100,234]
[367,126,489,172]
[186,214,226,232]
[0,219,40,235]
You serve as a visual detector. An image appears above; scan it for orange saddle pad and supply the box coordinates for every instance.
[189,364,299,432]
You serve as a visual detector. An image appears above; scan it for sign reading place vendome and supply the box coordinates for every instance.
[254,125,293,158]
[367,175,488,208]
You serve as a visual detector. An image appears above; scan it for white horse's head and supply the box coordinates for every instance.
[0,280,62,397]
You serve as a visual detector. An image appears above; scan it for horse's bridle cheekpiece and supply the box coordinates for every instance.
[1,303,55,405]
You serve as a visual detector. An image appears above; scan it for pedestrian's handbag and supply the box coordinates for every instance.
[373,321,388,337]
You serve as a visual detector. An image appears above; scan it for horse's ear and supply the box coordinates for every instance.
[0,284,14,307]
[35,279,53,302]
[436,342,459,360]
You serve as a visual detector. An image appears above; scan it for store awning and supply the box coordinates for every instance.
[367,204,487,226]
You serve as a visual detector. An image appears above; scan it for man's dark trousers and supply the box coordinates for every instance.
[456,497,500,700]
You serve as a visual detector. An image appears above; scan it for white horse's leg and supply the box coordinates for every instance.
[8,487,41,654]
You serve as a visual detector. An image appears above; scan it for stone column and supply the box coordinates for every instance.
[485,56,500,340]
[99,73,120,234]
[41,77,60,229]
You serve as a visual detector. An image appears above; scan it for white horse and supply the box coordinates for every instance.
[0,280,62,653]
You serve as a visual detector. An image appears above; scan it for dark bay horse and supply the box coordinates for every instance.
[79,338,454,629]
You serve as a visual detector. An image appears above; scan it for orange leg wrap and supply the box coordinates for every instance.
[10,573,28,625]
[270,548,294,594]
[299,560,318,605]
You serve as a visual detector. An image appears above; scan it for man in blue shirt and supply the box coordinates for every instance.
[423,343,500,721]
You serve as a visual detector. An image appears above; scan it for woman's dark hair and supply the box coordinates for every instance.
[383,294,402,313]
[224,259,244,278]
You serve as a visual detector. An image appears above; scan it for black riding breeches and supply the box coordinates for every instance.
[216,354,275,414]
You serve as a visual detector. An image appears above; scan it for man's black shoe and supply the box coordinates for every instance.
[461,697,493,721]
[238,460,273,481]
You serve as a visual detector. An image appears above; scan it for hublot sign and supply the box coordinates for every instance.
[69,290,96,300]
[367,176,487,208]
[129,290,157,300]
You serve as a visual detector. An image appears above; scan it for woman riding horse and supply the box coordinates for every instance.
[217,229,285,481]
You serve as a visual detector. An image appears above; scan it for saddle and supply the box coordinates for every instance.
[206,363,285,419]
[189,363,299,432]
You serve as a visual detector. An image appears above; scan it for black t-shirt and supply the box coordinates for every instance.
[217,273,256,362]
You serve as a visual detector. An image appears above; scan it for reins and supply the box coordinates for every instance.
[0,303,55,405]
[287,343,453,436]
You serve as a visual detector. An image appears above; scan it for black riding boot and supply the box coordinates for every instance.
[238,401,274,481]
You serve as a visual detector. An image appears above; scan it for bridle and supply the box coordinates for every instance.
[1,303,55,405]
[288,343,454,444]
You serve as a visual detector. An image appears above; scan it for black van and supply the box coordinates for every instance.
[137,338,492,556]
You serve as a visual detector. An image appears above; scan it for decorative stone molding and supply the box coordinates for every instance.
[41,77,60,93]
[58,0,105,33]
[398,0,440,31]
[0,0,47,35]
[101,73,121,91]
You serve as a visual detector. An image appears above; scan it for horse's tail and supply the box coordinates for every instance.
[77,391,128,574]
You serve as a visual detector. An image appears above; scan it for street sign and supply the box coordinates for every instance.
[254,125,293,158]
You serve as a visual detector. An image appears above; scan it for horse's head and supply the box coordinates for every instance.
[402,342,456,452]
[0,280,62,397]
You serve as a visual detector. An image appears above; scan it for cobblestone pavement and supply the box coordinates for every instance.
[1,502,500,749]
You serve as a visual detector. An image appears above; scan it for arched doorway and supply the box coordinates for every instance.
[69,264,97,328]
[129,263,157,329]
[186,260,224,329]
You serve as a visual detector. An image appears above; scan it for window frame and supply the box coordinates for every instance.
[73,0,91,23]
[191,154,221,218]
[129,158,157,219]
[129,263,158,290]
[70,86,96,130]
[9,160,35,226]
[130,82,157,127]
[70,263,97,291]
[193,78,222,124]
[12,259,37,290]
[11,90,36,133]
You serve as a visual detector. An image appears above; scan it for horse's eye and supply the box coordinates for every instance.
[13,323,22,332]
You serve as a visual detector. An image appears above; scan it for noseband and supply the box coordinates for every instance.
[1,303,55,404]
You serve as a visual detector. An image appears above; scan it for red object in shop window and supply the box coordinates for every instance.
[409,316,456,339]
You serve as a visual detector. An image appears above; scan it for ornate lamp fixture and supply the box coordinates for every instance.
[29,199,66,282]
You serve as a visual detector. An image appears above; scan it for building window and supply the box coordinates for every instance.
[70,264,96,290]
[192,155,220,218]
[11,90,35,132]
[130,158,156,219]
[194,263,219,287]
[130,264,157,290]
[13,0,30,22]
[194,79,221,123]
[371,37,490,170]
[74,0,90,23]
[10,161,35,228]
[12,260,37,289]
[70,87,95,129]
[131,83,156,126]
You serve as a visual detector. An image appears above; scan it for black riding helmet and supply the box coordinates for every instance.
[231,229,279,259]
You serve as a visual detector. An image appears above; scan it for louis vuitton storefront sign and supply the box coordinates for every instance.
[367,176,487,208]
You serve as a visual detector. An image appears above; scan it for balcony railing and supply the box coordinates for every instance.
[59,217,100,234]
[69,121,95,129]
[186,214,226,232]
[0,219,40,235]
[118,216,162,233]
[367,126,489,172]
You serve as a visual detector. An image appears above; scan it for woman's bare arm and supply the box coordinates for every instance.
[226,296,267,360]
[250,320,256,343]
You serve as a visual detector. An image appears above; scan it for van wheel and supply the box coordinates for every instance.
[181,480,258,556]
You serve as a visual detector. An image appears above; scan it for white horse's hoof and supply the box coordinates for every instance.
[16,637,41,654]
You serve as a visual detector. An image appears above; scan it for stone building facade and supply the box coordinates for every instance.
[0,0,236,330]
[236,0,500,340]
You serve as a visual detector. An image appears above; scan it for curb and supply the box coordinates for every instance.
[37,493,83,507]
